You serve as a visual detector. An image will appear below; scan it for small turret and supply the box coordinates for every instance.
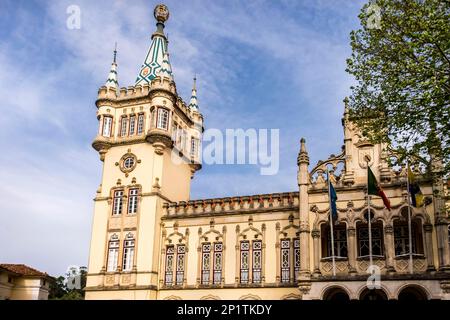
[188,76,199,112]
[104,43,119,94]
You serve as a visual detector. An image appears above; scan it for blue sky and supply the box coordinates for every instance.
[0,0,366,276]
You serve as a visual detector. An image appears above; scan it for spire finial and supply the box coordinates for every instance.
[154,4,169,23]
[113,42,117,63]
[193,74,197,90]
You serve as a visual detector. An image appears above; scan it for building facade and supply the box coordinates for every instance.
[0,264,52,300]
[85,4,450,300]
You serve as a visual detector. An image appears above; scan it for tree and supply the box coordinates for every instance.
[48,266,87,300]
[346,0,449,176]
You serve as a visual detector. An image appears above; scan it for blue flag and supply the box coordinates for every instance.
[329,182,338,220]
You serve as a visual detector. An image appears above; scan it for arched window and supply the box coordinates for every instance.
[252,240,262,283]
[106,235,119,272]
[122,234,135,272]
[127,188,139,215]
[280,238,300,283]
[129,115,136,135]
[137,113,145,135]
[102,116,112,137]
[393,220,423,256]
[357,221,384,257]
[112,190,124,215]
[120,116,128,137]
[239,240,262,284]
[201,243,211,284]
[240,241,250,284]
[201,242,223,285]
[398,286,428,300]
[175,245,186,285]
[213,243,223,284]
[165,246,175,286]
[322,287,350,301]
[157,108,169,130]
[321,224,348,258]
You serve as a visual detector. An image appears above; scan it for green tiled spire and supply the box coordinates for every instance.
[135,5,171,85]
[189,76,198,111]
[105,43,119,92]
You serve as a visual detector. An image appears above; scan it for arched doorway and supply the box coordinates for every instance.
[359,288,388,300]
[322,287,350,301]
[398,286,428,301]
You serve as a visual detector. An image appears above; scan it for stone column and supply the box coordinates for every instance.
[275,223,281,284]
[384,224,396,272]
[435,217,450,271]
[347,227,357,274]
[311,230,321,276]
[297,138,310,279]
[424,224,436,271]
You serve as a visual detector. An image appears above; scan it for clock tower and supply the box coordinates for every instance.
[86,4,203,299]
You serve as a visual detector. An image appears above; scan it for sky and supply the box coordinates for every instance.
[0,0,366,276]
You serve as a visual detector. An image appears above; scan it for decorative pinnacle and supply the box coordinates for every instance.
[154,4,169,23]
[297,138,309,165]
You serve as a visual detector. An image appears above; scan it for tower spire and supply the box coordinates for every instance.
[189,76,199,111]
[105,43,119,92]
[135,4,170,85]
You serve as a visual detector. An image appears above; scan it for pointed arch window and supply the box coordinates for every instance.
[252,240,262,283]
[165,246,175,286]
[176,245,186,285]
[357,223,384,257]
[240,241,250,284]
[213,243,223,284]
[294,238,300,282]
[280,239,290,283]
[201,243,211,284]
[106,236,119,272]
[122,235,135,272]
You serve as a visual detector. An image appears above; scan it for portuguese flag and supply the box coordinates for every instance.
[368,167,391,210]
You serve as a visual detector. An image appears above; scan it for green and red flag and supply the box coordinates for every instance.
[368,167,391,210]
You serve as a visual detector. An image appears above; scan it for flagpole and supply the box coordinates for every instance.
[406,161,414,274]
[367,160,373,270]
[327,169,336,277]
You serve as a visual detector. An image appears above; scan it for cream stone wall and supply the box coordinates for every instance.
[0,273,49,300]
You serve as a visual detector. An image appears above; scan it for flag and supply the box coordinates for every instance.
[408,167,424,207]
[329,182,338,220]
[368,167,391,210]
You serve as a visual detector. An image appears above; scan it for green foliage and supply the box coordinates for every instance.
[48,266,87,300]
[346,0,450,176]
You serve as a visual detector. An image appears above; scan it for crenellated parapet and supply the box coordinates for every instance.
[162,192,299,219]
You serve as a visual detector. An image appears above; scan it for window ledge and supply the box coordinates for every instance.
[321,257,348,262]
[356,255,385,261]
[394,254,425,260]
